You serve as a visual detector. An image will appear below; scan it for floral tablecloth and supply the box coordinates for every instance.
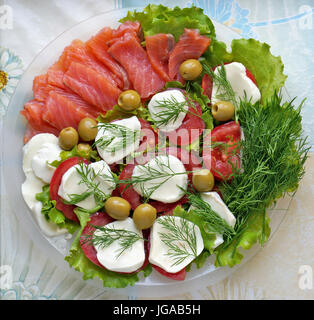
[1,0,314,300]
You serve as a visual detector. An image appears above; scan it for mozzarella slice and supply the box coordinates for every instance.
[190,192,236,249]
[94,218,145,273]
[22,134,68,237]
[32,142,62,183]
[95,116,141,164]
[148,89,188,132]
[132,155,188,203]
[23,133,59,175]
[211,62,261,105]
[149,216,204,273]
[58,160,116,210]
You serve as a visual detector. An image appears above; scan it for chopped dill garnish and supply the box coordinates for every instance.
[94,123,140,153]
[157,216,198,266]
[83,225,145,259]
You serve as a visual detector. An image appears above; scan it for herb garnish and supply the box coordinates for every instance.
[181,188,236,243]
[94,123,140,153]
[129,155,190,202]
[63,162,115,206]
[152,93,202,128]
[202,62,239,120]
[84,225,145,259]
[157,216,198,266]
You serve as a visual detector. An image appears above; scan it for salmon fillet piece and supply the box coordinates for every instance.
[168,29,211,82]
[146,33,175,82]
[42,89,100,131]
[63,62,121,112]
[20,100,60,143]
[108,32,164,99]
[86,27,131,90]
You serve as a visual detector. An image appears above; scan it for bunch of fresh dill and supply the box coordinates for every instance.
[218,92,309,244]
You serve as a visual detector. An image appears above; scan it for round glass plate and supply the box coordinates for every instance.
[1,7,292,298]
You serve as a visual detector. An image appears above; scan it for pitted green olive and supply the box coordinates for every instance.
[118,90,141,111]
[212,101,235,122]
[192,169,215,192]
[133,203,157,230]
[105,197,131,220]
[59,127,79,150]
[179,59,203,81]
[77,143,92,154]
[78,117,98,142]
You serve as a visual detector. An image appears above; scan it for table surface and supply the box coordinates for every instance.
[1,0,314,300]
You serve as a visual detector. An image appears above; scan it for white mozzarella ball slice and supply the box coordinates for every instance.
[148,89,188,132]
[149,216,204,273]
[23,133,59,175]
[95,116,141,165]
[211,62,261,105]
[94,218,145,273]
[189,192,236,249]
[32,142,62,183]
[58,160,116,210]
[132,155,188,203]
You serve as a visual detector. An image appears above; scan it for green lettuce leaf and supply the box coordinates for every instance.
[214,210,270,267]
[65,208,152,288]
[173,205,217,252]
[204,38,287,104]
[120,4,216,42]
[97,105,152,123]
[35,185,78,234]
[49,145,100,168]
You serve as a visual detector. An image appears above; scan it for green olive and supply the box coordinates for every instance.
[105,197,131,220]
[78,117,98,142]
[77,143,92,154]
[192,169,215,192]
[212,101,235,122]
[59,127,79,151]
[118,90,141,111]
[133,204,157,230]
[179,59,203,81]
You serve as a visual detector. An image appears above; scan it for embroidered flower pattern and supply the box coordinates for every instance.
[0,47,23,117]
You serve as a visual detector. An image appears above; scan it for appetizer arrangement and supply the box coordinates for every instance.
[20,5,308,288]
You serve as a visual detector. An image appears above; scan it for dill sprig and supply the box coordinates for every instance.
[83,225,145,259]
[94,123,140,152]
[63,162,115,206]
[126,155,190,202]
[157,216,198,267]
[219,93,309,244]
[203,62,239,121]
[181,188,236,243]
[152,94,202,128]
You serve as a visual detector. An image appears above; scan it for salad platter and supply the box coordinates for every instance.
[2,5,308,296]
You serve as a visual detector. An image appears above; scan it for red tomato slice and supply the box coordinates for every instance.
[203,121,241,181]
[80,211,149,274]
[152,264,186,281]
[167,102,205,146]
[119,164,141,210]
[201,73,213,100]
[50,157,90,223]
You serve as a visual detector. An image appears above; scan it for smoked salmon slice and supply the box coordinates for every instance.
[20,100,60,143]
[108,33,164,99]
[168,29,211,82]
[63,62,121,112]
[42,89,100,131]
[86,27,131,90]
[33,73,72,102]
[145,33,175,82]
